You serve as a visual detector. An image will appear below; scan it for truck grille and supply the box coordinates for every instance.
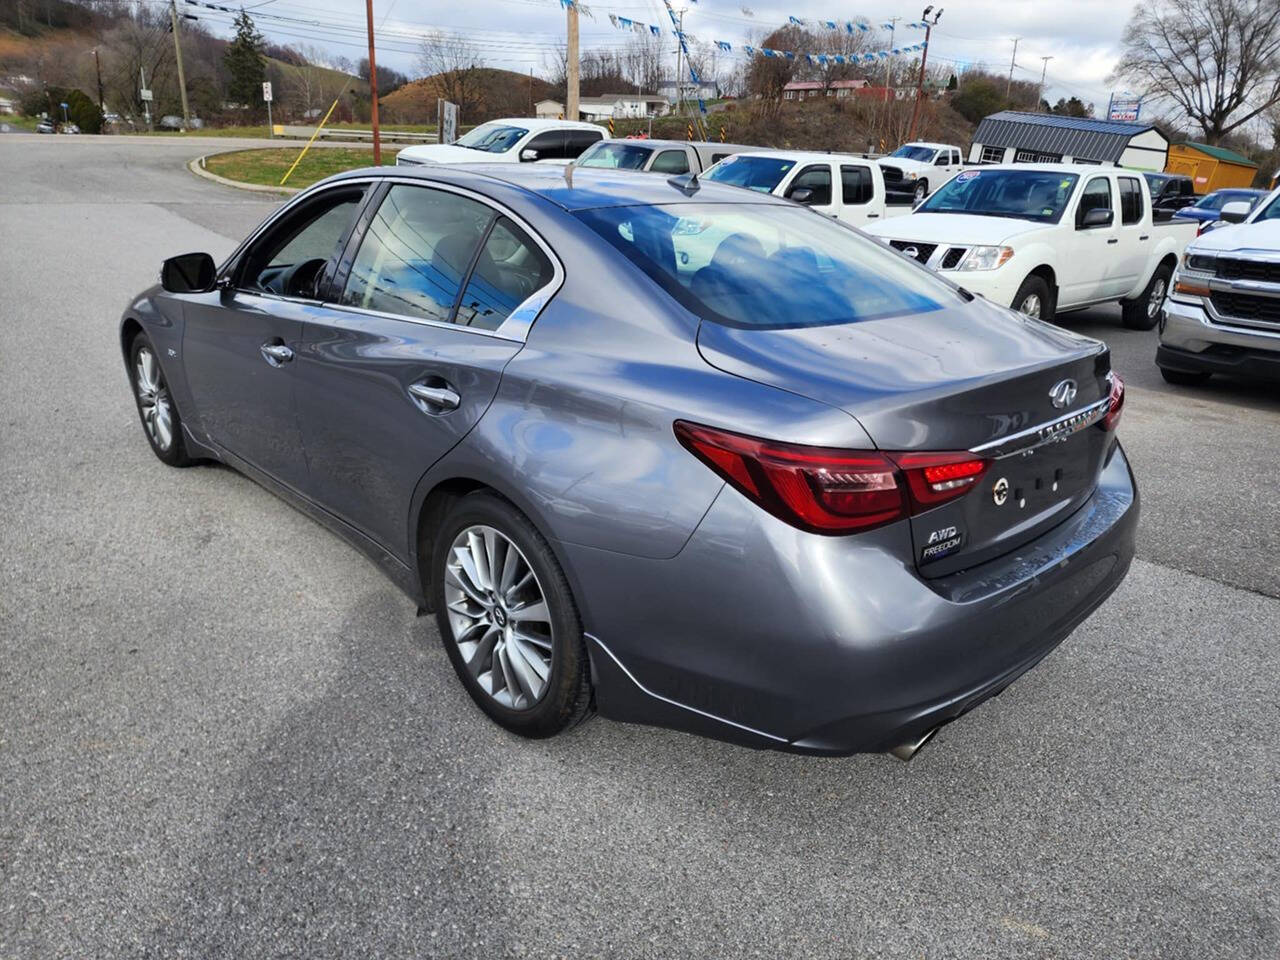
[1211,292,1280,327]
[880,164,904,184]
[940,247,967,270]
[1216,258,1280,284]
[889,240,937,264]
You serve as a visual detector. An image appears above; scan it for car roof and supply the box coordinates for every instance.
[1206,187,1268,195]
[589,138,752,150]
[323,163,794,212]
[901,141,952,150]
[971,163,1127,174]
[482,116,605,132]
[728,149,873,164]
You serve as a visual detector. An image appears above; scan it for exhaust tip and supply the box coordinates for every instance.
[889,726,939,762]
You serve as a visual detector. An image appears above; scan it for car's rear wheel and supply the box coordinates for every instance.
[1011,275,1054,322]
[432,492,591,738]
[1160,366,1211,386]
[1122,263,1172,330]
[129,333,195,467]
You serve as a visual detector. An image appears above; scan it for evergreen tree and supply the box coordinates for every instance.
[223,9,267,107]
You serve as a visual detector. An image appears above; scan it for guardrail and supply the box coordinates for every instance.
[278,125,436,143]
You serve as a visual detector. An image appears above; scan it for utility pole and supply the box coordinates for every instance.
[91,48,104,129]
[883,17,899,94]
[1005,37,1019,99]
[365,0,381,164]
[673,7,684,119]
[906,6,941,143]
[140,65,152,130]
[1038,55,1053,110]
[566,0,579,121]
[168,0,191,130]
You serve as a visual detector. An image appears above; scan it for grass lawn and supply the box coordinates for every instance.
[203,147,387,189]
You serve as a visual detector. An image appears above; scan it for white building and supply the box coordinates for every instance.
[535,94,669,121]
[656,78,720,104]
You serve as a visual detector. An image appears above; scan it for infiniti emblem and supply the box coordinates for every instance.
[1048,378,1078,409]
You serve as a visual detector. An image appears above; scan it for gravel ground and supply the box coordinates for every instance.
[1,134,1277,959]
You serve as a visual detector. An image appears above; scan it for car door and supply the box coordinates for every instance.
[181,182,369,491]
[1112,175,1149,295]
[1060,174,1121,305]
[783,162,836,218]
[838,162,880,225]
[295,182,559,556]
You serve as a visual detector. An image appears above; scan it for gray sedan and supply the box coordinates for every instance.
[121,164,1138,759]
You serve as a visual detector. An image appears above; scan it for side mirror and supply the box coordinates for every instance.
[1219,200,1251,224]
[520,148,539,162]
[161,252,216,293]
[1079,207,1113,229]
[787,187,816,204]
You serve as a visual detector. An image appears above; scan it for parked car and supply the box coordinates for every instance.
[701,149,887,226]
[119,163,1136,760]
[1172,188,1269,234]
[1143,172,1197,220]
[1158,186,1280,385]
[866,164,1197,328]
[877,141,965,203]
[396,117,605,166]
[35,119,55,134]
[571,137,755,175]
[59,122,80,135]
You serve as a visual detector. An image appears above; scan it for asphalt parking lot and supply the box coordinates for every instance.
[1,134,1277,959]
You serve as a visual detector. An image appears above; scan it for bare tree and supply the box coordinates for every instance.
[1112,0,1280,143]
[417,31,484,117]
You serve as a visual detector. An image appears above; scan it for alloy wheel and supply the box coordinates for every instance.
[1019,294,1042,319]
[1148,277,1167,318]
[134,346,174,451]
[443,524,554,710]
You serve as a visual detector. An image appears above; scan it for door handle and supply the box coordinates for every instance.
[408,382,460,412]
[1139,234,1150,241]
[260,342,294,366]
[1106,238,1119,244]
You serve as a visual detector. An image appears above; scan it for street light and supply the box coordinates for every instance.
[906,6,943,142]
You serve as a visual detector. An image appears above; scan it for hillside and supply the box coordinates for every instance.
[380,68,556,125]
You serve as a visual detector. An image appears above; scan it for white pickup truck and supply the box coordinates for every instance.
[701,150,888,227]
[396,117,605,166]
[877,141,966,203]
[865,164,1197,327]
[1157,186,1280,385]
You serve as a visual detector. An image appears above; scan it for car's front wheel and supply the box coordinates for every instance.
[913,180,928,202]
[1011,274,1055,322]
[129,333,195,467]
[432,492,592,738]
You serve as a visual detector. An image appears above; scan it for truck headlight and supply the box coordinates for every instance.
[907,171,918,180]
[1183,252,1215,273]
[957,245,1014,271]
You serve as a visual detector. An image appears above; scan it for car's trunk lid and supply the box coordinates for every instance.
[696,299,1113,575]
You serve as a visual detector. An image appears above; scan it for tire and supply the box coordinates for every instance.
[913,179,928,202]
[1122,263,1173,330]
[128,332,195,467]
[1160,366,1211,386]
[431,491,592,738]
[1010,274,1054,322]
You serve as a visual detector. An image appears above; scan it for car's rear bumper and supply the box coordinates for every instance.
[570,439,1139,756]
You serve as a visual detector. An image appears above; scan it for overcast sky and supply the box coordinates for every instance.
[198,0,1135,111]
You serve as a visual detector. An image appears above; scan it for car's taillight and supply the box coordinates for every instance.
[1102,371,1124,431]
[674,421,988,535]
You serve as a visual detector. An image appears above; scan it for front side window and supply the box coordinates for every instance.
[841,164,873,205]
[240,188,365,297]
[576,202,951,330]
[455,123,528,154]
[651,150,691,174]
[702,155,795,193]
[1077,177,1113,227]
[786,165,832,205]
[1255,192,1280,222]
[577,141,652,170]
[1118,176,1144,224]
[341,185,492,323]
[918,169,1079,222]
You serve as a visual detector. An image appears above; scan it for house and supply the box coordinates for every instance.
[968,111,1169,171]
[535,94,669,122]
[1166,142,1259,192]
[782,79,869,101]
[656,78,720,104]
[0,96,15,115]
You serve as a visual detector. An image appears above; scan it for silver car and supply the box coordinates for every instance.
[120,164,1138,759]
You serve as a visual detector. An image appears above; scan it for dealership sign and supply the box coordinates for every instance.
[1107,93,1143,122]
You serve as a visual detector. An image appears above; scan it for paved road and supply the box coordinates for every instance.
[1,136,1277,960]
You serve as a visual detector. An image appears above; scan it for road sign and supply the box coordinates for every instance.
[262,81,273,103]
[438,99,458,144]
[140,89,153,102]
[60,102,68,109]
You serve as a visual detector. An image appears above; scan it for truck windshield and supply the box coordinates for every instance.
[1255,193,1280,222]
[702,155,796,193]
[576,142,653,170]
[576,202,952,329]
[917,169,1079,222]
[889,145,935,162]
[456,123,528,153]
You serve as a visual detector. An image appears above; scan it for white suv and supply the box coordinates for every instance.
[397,117,606,166]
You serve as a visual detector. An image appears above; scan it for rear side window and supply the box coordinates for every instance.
[455,217,555,331]
[651,149,691,174]
[841,165,873,205]
[1118,176,1144,224]
[1077,177,1112,227]
[341,184,492,323]
[786,164,832,205]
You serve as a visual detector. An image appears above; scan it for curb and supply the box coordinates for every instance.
[187,155,301,195]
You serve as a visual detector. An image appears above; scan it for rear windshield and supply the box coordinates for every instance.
[702,155,796,194]
[575,202,951,329]
[576,141,653,170]
[917,169,1079,222]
